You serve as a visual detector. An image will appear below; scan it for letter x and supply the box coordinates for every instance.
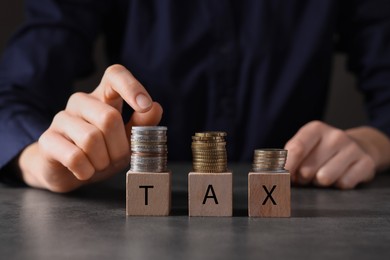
[262,185,277,205]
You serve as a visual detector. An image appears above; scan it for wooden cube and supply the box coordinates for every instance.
[188,172,233,217]
[126,171,171,216]
[248,171,290,217]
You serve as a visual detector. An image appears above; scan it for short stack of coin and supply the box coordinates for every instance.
[252,149,287,172]
[130,126,168,172]
[191,131,228,173]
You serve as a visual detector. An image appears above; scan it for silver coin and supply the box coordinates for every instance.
[131,130,166,135]
[132,126,167,131]
[131,148,168,153]
[130,126,168,172]
[131,137,167,143]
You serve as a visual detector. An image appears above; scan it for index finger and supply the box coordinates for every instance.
[284,121,325,175]
[92,64,153,112]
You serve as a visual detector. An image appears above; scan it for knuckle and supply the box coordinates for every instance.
[105,64,126,77]
[316,172,333,187]
[286,139,305,158]
[95,160,110,172]
[94,152,111,171]
[345,142,360,154]
[67,92,87,106]
[299,166,314,179]
[52,110,67,123]
[328,129,348,146]
[38,132,48,148]
[362,155,375,171]
[63,149,85,170]
[100,108,122,131]
[38,131,54,157]
[361,156,376,181]
[307,120,326,131]
[80,128,102,151]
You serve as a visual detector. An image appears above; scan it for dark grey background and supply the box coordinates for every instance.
[0,1,367,129]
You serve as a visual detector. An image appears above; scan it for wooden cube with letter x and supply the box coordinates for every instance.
[189,131,232,217]
[248,149,291,217]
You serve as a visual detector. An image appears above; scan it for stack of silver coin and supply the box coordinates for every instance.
[191,131,228,173]
[252,149,287,172]
[130,126,168,172]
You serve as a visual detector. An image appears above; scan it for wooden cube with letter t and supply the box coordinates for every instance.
[188,172,233,216]
[126,171,171,216]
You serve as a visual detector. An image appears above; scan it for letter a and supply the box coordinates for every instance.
[202,184,219,205]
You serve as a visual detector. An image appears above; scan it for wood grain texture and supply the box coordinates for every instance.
[248,171,290,217]
[126,171,171,216]
[188,172,233,217]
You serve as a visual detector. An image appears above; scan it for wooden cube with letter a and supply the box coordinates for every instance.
[248,172,290,217]
[126,171,171,216]
[188,172,233,216]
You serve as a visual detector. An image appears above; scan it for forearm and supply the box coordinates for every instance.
[346,126,390,172]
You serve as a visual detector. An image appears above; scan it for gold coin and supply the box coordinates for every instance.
[191,147,226,151]
[254,149,287,156]
[253,158,286,163]
[192,136,225,141]
[193,168,227,173]
[193,165,227,169]
[192,155,227,159]
[193,168,227,172]
[191,142,226,147]
[192,163,227,168]
[192,163,227,167]
[193,155,227,159]
[195,154,226,157]
[192,149,226,153]
[192,169,226,173]
[193,162,227,165]
[194,131,227,137]
[191,148,226,151]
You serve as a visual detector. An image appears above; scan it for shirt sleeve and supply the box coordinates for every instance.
[0,0,108,179]
[338,0,390,135]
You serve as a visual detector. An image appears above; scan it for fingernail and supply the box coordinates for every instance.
[136,93,152,109]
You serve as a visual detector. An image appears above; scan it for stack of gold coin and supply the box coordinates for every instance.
[191,131,228,173]
[252,149,287,172]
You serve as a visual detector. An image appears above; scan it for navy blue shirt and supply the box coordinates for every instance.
[1,0,390,173]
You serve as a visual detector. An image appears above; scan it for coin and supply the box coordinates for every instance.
[191,136,226,142]
[130,126,168,172]
[252,148,287,172]
[132,126,167,131]
[194,131,227,137]
[191,131,228,173]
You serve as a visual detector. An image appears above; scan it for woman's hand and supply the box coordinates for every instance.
[285,121,390,189]
[18,65,163,192]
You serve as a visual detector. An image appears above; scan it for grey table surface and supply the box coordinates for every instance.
[1,163,390,260]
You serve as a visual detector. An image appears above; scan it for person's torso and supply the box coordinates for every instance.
[105,0,340,161]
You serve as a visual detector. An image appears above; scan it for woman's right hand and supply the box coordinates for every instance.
[18,64,163,192]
